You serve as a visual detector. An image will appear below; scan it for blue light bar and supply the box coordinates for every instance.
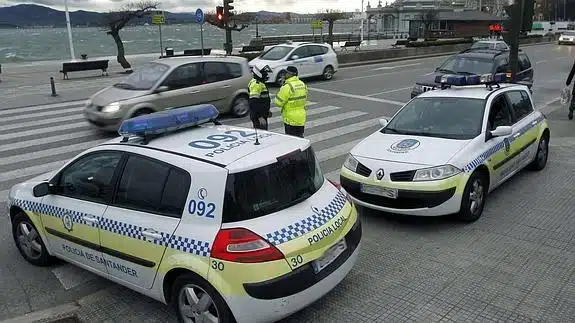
[435,75,467,86]
[118,104,219,138]
[435,73,508,87]
[493,73,506,83]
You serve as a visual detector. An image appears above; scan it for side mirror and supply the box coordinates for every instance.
[378,118,389,128]
[153,85,169,94]
[33,182,54,197]
[490,126,513,138]
[290,55,299,60]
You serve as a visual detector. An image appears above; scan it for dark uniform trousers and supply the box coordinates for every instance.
[284,124,304,138]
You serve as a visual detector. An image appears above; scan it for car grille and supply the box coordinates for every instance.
[389,170,416,182]
[356,162,372,177]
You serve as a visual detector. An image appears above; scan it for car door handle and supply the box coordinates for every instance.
[142,229,163,240]
[82,215,99,223]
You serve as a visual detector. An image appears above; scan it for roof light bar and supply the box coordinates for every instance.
[434,73,507,86]
[118,104,219,140]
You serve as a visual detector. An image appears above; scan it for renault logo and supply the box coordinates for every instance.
[376,169,384,180]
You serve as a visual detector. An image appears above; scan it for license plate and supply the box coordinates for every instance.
[312,239,347,273]
[360,184,398,199]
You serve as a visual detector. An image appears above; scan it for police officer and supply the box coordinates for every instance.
[248,66,272,130]
[274,66,308,138]
[566,58,575,120]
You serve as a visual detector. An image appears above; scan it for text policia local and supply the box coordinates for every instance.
[62,244,139,277]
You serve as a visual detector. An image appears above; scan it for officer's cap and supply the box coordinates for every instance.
[286,66,298,76]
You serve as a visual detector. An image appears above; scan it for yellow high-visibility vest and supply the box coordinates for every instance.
[273,76,308,126]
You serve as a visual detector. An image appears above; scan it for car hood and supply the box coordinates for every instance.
[415,71,444,87]
[350,131,471,166]
[90,86,150,107]
[248,57,284,71]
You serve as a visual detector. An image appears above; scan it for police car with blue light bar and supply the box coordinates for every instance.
[7,104,362,323]
[340,73,550,222]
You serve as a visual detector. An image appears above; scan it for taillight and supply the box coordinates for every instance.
[211,228,285,263]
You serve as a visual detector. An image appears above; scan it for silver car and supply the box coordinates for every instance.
[84,55,252,132]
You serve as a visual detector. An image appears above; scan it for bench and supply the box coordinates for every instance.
[341,40,361,52]
[391,40,409,48]
[183,48,212,56]
[240,45,265,53]
[60,60,109,80]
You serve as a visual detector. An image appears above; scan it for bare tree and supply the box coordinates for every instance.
[420,9,438,39]
[319,10,348,46]
[103,1,158,71]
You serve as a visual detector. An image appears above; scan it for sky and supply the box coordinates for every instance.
[0,0,366,14]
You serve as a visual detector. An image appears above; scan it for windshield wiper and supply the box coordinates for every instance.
[113,83,135,89]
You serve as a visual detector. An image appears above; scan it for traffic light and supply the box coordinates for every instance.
[224,0,234,21]
[216,6,223,21]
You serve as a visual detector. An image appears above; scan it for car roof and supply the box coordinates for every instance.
[100,124,309,171]
[274,41,327,48]
[416,83,524,100]
[151,55,248,67]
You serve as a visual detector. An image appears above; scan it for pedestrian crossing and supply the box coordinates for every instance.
[0,99,387,204]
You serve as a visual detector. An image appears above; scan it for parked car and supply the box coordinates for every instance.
[411,49,534,98]
[558,31,575,45]
[469,39,510,51]
[84,55,252,132]
[248,42,338,85]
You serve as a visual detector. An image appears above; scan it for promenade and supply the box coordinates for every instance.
[0,43,574,323]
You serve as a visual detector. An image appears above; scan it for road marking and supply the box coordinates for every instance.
[0,122,89,141]
[317,139,364,162]
[0,107,83,123]
[0,114,85,132]
[0,100,86,115]
[270,111,370,133]
[236,105,341,128]
[324,169,341,183]
[0,160,66,183]
[536,60,548,64]
[306,118,379,143]
[0,139,106,167]
[326,68,429,84]
[0,130,98,153]
[374,63,421,70]
[0,189,8,203]
[308,87,406,106]
[366,86,412,97]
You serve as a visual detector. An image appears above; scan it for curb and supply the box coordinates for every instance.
[0,303,80,323]
[339,41,555,68]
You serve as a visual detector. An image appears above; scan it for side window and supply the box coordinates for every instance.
[495,57,509,73]
[487,95,512,130]
[505,90,534,121]
[162,63,202,90]
[57,152,123,203]
[114,155,190,218]
[203,62,232,83]
[226,62,243,78]
[518,54,532,71]
[308,45,327,56]
[291,46,309,59]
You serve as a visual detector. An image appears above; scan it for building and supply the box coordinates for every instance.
[407,10,502,38]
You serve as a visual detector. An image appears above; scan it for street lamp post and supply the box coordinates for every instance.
[64,0,75,61]
[360,0,364,42]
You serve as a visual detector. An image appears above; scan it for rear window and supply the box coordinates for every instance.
[222,147,324,223]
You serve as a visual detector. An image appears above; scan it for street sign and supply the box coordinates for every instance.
[152,12,165,25]
[312,20,323,29]
[195,8,205,24]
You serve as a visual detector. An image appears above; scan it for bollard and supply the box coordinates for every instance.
[50,77,57,97]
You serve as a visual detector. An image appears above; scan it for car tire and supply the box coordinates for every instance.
[527,132,549,171]
[276,70,287,86]
[456,171,488,223]
[322,65,335,80]
[231,95,249,118]
[12,212,54,266]
[171,272,234,323]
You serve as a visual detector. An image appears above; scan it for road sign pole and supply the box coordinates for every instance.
[159,23,163,57]
[200,23,204,57]
[195,9,205,56]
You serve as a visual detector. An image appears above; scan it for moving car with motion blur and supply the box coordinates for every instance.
[248,41,338,85]
[558,31,575,45]
[9,104,362,323]
[342,74,550,222]
[411,49,534,98]
[84,55,252,132]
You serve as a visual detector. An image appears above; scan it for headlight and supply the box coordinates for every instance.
[413,164,461,181]
[343,154,359,172]
[101,102,120,113]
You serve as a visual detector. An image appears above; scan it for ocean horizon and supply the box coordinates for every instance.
[0,23,362,63]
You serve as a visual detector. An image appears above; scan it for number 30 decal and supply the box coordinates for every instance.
[188,199,216,218]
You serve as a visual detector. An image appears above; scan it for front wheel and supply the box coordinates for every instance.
[12,212,54,266]
[231,95,249,118]
[322,66,335,80]
[456,171,488,223]
[171,273,234,323]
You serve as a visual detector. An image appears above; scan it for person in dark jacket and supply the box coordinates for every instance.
[566,59,575,120]
[248,66,272,130]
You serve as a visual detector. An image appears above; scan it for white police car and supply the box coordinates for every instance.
[340,73,550,222]
[248,42,338,85]
[8,105,361,323]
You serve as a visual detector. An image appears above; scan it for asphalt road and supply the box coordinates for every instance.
[1,43,574,322]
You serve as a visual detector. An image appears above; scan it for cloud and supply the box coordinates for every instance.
[0,0,360,13]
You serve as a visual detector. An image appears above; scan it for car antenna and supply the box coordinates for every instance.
[253,124,260,145]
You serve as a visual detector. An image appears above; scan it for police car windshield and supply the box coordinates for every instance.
[438,56,494,75]
[222,147,324,223]
[259,46,293,60]
[114,62,169,90]
[382,97,485,140]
